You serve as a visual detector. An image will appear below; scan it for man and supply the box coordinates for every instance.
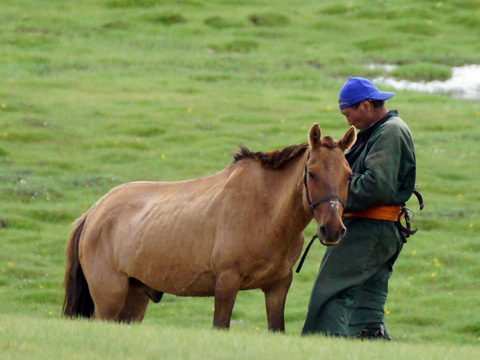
[302,77,416,340]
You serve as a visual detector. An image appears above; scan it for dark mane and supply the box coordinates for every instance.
[233,143,309,170]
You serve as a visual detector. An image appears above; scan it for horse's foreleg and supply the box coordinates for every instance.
[213,270,241,330]
[263,273,293,332]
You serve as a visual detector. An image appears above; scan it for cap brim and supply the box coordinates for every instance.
[372,91,395,101]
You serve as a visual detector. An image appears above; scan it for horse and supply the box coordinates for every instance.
[62,123,356,332]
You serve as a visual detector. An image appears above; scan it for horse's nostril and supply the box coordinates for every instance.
[340,226,347,239]
[319,225,328,238]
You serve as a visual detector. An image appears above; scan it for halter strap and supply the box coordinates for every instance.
[303,162,346,215]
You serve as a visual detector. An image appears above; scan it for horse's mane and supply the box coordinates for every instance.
[232,137,338,170]
[232,143,309,170]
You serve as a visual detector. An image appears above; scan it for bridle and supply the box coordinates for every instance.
[303,153,347,216]
[296,152,348,274]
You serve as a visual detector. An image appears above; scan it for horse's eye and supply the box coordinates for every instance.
[308,172,315,180]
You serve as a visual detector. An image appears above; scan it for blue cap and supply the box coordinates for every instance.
[338,77,395,109]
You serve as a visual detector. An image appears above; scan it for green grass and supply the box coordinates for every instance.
[1,314,479,360]
[391,63,453,82]
[1,0,480,356]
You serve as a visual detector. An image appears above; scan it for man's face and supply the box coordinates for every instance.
[340,102,370,130]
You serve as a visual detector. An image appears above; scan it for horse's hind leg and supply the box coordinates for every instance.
[117,278,164,323]
[118,286,150,323]
[87,268,130,321]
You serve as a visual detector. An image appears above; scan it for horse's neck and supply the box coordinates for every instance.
[264,152,312,233]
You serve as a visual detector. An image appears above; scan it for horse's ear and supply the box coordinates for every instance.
[339,126,357,151]
[309,123,322,148]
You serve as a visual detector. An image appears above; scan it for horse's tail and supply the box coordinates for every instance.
[62,213,94,318]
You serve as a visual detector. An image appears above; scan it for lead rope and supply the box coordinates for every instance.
[295,234,318,273]
[396,187,424,243]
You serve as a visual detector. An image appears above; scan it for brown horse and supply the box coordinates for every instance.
[62,123,356,332]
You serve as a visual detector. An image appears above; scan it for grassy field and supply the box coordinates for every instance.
[1,0,480,357]
[1,314,479,360]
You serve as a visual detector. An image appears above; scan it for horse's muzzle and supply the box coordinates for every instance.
[318,225,347,246]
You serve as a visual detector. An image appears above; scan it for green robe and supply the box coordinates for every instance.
[302,110,416,338]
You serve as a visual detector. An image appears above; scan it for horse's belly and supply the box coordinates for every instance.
[124,249,216,297]
[240,263,291,291]
[149,268,216,297]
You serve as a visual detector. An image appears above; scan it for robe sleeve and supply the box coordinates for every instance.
[345,121,412,213]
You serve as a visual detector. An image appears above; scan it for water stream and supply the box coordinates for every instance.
[371,65,480,101]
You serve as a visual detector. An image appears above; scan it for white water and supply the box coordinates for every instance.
[371,65,480,100]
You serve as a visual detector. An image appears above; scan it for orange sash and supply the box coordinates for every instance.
[343,205,403,222]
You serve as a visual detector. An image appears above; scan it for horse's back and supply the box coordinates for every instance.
[78,160,304,296]
[79,173,236,295]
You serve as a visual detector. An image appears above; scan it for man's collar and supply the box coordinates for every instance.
[359,110,398,133]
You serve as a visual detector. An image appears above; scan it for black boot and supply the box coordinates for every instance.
[356,325,391,341]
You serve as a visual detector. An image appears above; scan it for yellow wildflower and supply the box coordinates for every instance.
[433,258,442,267]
